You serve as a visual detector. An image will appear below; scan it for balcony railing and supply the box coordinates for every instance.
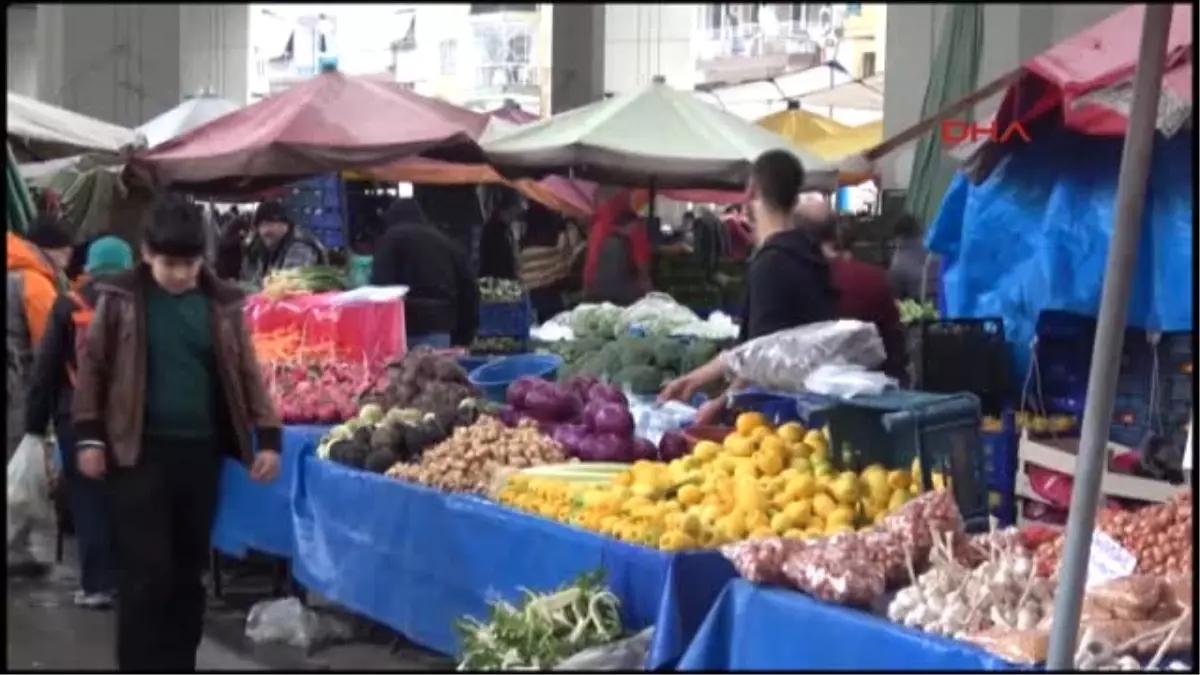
[695,20,825,62]
[474,63,542,90]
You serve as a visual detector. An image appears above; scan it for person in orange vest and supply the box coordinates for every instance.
[24,236,133,605]
[7,216,73,575]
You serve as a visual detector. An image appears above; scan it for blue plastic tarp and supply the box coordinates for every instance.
[926,130,1194,377]
[210,424,329,559]
[290,454,735,667]
[678,579,1016,670]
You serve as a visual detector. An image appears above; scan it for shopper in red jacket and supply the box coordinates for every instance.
[796,202,910,386]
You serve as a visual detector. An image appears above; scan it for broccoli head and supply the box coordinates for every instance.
[651,337,684,371]
[617,339,657,369]
[613,365,665,397]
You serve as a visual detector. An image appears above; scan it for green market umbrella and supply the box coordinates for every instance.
[483,76,838,191]
[6,141,36,233]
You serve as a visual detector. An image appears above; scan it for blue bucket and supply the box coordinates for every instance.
[457,355,497,375]
[468,353,563,403]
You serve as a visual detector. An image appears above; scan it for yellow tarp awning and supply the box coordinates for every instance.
[806,121,884,160]
[755,108,852,145]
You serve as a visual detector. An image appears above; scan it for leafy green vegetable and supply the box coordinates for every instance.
[456,569,623,671]
[479,277,526,304]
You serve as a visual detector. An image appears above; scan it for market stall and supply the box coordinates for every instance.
[290,453,735,666]
[678,579,1011,670]
[127,68,487,196]
[210,424,328,559]
[7,91,146,162]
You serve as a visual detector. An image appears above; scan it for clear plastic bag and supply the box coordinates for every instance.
[244,597,352,649]
[804,364,896,398]
[7,434,52,546]
[616,293,700,337]
[554,627,655,671]
[722,320,886,392]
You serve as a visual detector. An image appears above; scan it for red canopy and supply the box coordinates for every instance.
[978,4,1192,141]
[129,71,488,195]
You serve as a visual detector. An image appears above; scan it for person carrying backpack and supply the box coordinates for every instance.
[24,235,133,608]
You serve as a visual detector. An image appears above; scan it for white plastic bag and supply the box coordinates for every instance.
[554,627,655,671]
[617,293,700,337]
[722,320,886,392]
[7,434,52,546]
[245,597,352,649]
[804,364,896,398]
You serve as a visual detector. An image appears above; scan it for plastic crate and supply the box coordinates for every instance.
[821,390,990,529]
[981,410,1017,492]
[727,389,835,429]
[990,489,1016,527]
[478,295,534,339]
[907,318,1012,417]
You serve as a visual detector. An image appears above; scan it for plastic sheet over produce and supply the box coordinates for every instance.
[289,454,736,667]
[722,320,886,392]
[926,130,1194,377]
[677,579,1015,671]
[244,287,408,364]
[211,425,329,559]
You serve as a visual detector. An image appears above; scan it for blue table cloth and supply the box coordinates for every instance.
[679,579,1015,671]
[290,454,735,667]
[210,424,329,559]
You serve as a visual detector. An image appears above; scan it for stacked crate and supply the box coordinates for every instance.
[278,174,346,250]
[1015,310,1193,528]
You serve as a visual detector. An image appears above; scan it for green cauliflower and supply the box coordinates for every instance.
[650,337,684,371]
[613,365,665,397]
[681,339,722,373]
[618,340,657,369]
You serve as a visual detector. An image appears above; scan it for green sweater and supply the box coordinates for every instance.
[143,284,219,438]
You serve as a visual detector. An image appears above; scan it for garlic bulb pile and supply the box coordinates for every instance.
[887,528,1053,638]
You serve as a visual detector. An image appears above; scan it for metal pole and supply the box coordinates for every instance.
[1045,4,1174,668]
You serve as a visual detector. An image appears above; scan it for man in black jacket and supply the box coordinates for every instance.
[659,150,838,420]
[239,201,326,288]
[370,198,480,349]
[25,235,134,608]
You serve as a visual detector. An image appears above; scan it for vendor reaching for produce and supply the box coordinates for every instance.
[71,195,282,671]
[239,200,326,288]
[370,198,480,349]
[659,150,837,422]
[797,203,908,385]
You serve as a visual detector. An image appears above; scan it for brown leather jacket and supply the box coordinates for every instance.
[72,265,281,467]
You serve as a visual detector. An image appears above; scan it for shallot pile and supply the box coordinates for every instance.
[1035,492,1193,577]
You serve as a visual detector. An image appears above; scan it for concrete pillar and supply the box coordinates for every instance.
[881,3,1123,190]
[33,3,250,128]
[549,3,606,114]
[179,5,251,103]
[7,5,39,97]
[602,4,698,94]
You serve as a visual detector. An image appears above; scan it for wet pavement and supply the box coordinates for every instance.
[7,529,455,672]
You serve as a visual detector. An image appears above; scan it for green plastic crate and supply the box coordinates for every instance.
[822,390,989,530]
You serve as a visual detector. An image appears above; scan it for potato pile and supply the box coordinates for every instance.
[386,416,567,495]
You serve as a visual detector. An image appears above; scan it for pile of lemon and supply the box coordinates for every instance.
[496,412,923,552]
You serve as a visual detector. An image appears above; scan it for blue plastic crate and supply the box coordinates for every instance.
[981,410,1017,492]
[726,388,835,429]
[990,489,1017,527]
[822,390,990,530]
[478,296,533,339]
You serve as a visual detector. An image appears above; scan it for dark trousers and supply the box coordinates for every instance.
[109,436,222,672]
[57,414,118,595]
